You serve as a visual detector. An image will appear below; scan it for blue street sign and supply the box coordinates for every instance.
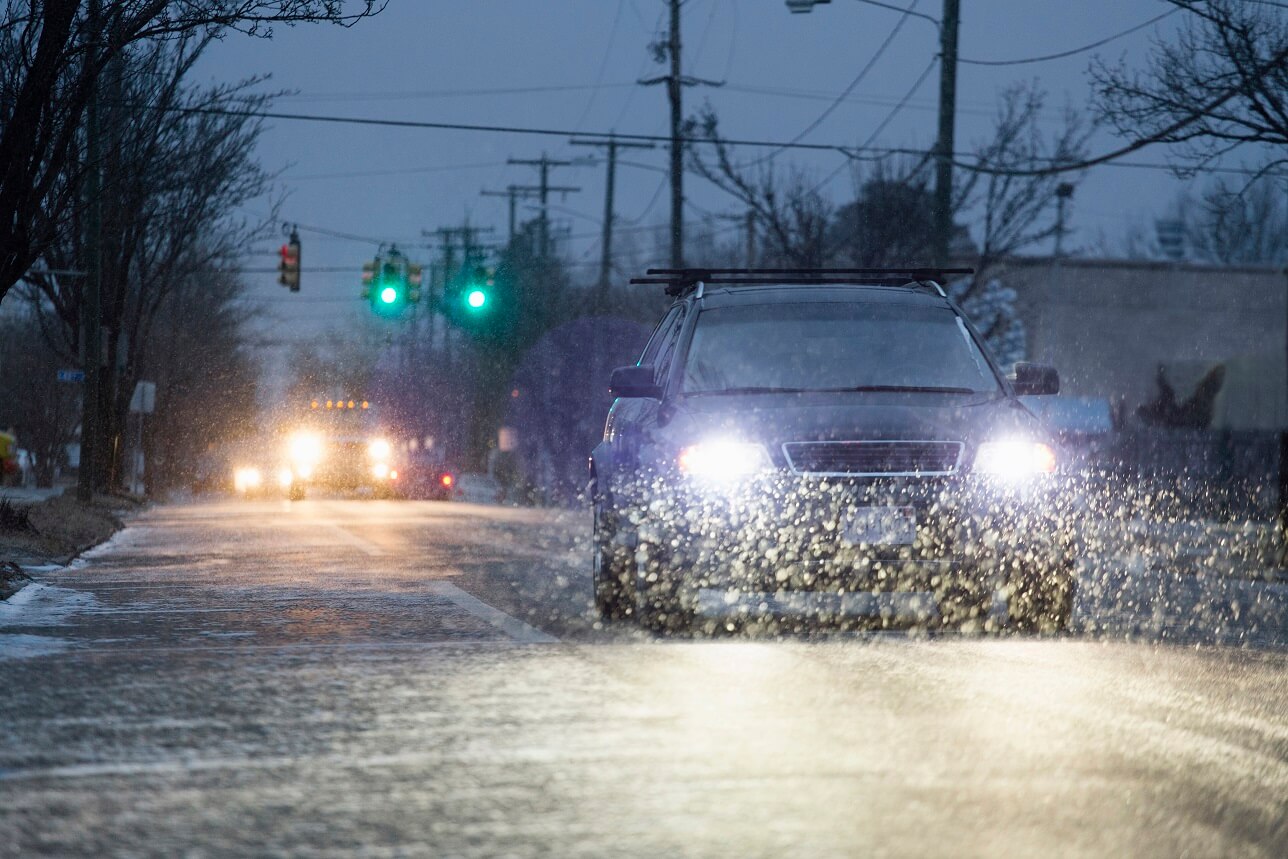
[57,369,85,383]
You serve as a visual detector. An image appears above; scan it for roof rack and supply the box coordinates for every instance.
[630,267,974,297]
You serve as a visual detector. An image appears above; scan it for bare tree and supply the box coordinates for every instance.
[1190,175,1288,264]
[1091,0,1288,180]
[0,310,80,486]
[955,82,1092,284]
[0,0,383,305]
[22,35,276,486]
[684,107,834,268]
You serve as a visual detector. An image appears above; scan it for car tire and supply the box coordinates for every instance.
[634,540,693,636]
[592,501,634,622]
[1007,562,1075,634]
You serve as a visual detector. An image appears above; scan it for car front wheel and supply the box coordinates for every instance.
[592,501,634,622]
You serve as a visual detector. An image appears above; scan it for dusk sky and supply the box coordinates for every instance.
[196,1,1199,347]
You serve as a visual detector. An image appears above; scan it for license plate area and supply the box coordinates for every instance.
[842,506,917,546]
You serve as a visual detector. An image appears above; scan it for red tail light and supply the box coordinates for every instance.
[440,473,454,487]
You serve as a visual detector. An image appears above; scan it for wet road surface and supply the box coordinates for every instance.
[1,498,1286,857]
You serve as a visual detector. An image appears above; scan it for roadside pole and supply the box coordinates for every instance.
[78,0,102,504]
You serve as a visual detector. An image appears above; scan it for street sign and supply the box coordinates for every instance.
[129,380,157,414]
[57,369,85,383]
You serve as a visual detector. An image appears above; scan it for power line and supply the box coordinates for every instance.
[752,0,919,167]
[959,8,1181,67]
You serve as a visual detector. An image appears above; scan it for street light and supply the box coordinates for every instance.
[786,0,958,266]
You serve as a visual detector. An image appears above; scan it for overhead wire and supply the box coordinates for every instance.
[745,0,919,168]
[959,8,1181,66]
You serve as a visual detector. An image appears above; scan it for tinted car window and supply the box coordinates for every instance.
[682,301,999,394]
[639,305,681,366]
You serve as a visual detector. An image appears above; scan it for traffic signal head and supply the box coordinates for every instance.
[379,285,399,305]
[278,231,301,291]
[466,288,487,309]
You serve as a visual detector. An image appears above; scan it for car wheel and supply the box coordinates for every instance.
[1007,562,1075,634]
[592,502,634,622]
[634,540,693,635]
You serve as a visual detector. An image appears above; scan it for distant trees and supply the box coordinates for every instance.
[14,35,272,491]
[1092,0,1288,181]
[0,309,80,486]
[680,81,1087,364]
[0,1,383,307]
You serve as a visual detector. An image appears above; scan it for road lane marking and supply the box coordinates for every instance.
[322,523,386,556]
[426,582,557,644]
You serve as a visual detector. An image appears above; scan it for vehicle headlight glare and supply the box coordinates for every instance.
[974,440,1057,477]
[277,468,294,489]
[369,438,392,461]
[288,432,324,467]
[372,461,390,479]
[233,466,262,492]
[678,440,772,480]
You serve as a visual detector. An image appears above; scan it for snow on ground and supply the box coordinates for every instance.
[0,582,97,660]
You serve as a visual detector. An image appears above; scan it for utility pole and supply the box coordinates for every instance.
[480,185,540,242]
[933,0,961,266]
[745,209,756,267]
[570,135,656,302]
[78,0,102,504]
[507,154,581,259]
[1054,182,1074,258]
[640,0,723,270]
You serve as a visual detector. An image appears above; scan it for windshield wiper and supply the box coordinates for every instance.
[686,384,984,396]
[814,385,982,394]
[685,386,817,396]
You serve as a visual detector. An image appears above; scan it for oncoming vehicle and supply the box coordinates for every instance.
[279,398,403,500]
[589,267,1075,634]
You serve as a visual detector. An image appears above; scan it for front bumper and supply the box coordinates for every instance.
[612,472,1075,596]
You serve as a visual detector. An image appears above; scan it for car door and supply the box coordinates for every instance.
[593,303,686,487]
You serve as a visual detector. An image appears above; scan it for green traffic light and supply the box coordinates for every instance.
[466,289,487,309]
[380,286,398,304]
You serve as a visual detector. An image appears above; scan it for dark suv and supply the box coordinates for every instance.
[589,268,1076,634]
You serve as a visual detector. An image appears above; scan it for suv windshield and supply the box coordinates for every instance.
[682,301,1000,395]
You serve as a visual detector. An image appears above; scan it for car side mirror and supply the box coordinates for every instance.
[609,365,663,399]
[1011,362,1060,396]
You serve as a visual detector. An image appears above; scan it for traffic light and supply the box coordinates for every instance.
[362,249,421,316]
[462,266,494,313]
[278,229,301,292]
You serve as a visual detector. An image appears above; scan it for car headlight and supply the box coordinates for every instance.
[678,440,772,479]
[288,432,324,466]
[372,461,390,479]
[973,440,1057,477]
[233,466,262,492]
[369,438,392,461]
[276,468,294,489]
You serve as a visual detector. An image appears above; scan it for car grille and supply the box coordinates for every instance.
[782,440,963,476]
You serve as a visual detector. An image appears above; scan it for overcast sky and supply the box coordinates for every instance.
[196,0,1200,350]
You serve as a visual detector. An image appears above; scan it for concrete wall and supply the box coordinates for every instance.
[994,258,1288,431]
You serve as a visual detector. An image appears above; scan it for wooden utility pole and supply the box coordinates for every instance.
[570,135,656,302]
[640,0,722,270]
[480,185,540,242]
[507,154,581,259]
[933,0,960,266]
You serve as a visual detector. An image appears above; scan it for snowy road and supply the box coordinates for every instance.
[1,498,1286,857]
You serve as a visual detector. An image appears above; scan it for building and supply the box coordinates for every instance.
[996,257,1287,432]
